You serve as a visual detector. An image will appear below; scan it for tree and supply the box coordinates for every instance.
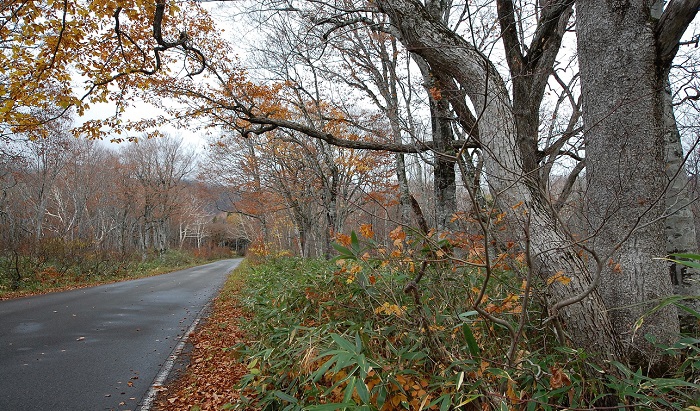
[576,0,699,366]
[2,0,699,373]
[122,134,197,254]
[21,117,73,239]
[203,125,393,257]
[0,0,223,140]
[211,0,698,368]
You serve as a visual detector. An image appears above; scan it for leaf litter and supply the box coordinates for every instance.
[152,272,248,410]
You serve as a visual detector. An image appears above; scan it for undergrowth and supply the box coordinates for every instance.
[0,239,233,298]
[231,251,700,410]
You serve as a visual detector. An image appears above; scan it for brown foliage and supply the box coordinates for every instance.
[154,277,248,410]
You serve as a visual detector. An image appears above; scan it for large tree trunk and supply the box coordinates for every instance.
[425,86,457,232]
[576,0,679,368]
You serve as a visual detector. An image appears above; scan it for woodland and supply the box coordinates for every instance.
[1,0,700,409]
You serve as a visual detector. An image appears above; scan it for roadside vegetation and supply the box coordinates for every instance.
[0,240,233,299]
[159,249,700,410]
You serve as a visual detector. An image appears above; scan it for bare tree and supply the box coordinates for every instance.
[122,134,197,254]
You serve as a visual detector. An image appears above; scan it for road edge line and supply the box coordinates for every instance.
[137,259,241,411]
[137,301,209,411]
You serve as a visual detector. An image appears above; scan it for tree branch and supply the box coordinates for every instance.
[241,115,479,153]
[656,0,700,69]
[496,0,524,73]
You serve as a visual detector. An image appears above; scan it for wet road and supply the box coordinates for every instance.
[0,259,242,411]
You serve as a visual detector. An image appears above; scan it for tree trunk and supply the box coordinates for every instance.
[418,2,457,233]
[576,0,678,368]
[376,0,623,361]
[660,80,700,322]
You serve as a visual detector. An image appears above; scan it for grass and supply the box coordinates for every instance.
[0,246,234,300]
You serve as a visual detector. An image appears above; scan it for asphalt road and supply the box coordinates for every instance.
[0,258,242,411]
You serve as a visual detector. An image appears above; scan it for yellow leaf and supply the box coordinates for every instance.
[0,99,14,114]
[546,271,571,286]
[359,223,374,239]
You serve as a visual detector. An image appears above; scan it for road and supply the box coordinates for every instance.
[0,258,242,411]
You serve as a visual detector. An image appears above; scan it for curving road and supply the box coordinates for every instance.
[0,258,242,411]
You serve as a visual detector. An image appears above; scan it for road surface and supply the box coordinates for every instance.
[0,258,242,411]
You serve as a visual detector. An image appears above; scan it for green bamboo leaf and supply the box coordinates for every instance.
[669,252,700,260]
[676,302,700,319]
[311,356,338,383]
[400,350,427,361]
[330,353,355,374]
[343,377,356,404]
[440,395,451,411]
[354,333,362,354]
[458,310,478,321]
[355,378,370,404]
[350,231,360,252]
[331,333,357,353]
[462,323,480,358]
[332,243,355,259]
[375,386,388,408]
[356,353,369,378]
[273,391,298,403]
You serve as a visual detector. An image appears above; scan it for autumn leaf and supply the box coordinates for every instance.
[389,226,406,247]
[335,233,352,247]
[546,271,572,286]
[549,366,571,389]
[374,302,406,317]
[506,379,519,404]
[359,223,374,239]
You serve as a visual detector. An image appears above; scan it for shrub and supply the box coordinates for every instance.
[229,244,700,410]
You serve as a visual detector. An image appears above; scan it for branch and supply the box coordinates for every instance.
[496,0,524,73]
[553,160,585,212]
[656,0,700,69]
[153,0,206,76]
[242,115,479,153]
[526,0,574,67]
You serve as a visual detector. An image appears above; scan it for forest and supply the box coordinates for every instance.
[1,0,700,409]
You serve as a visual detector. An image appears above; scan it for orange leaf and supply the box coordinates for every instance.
[549,366,571,389]
[359,223,374,239]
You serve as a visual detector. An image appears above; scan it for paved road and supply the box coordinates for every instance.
[0,258,242,411]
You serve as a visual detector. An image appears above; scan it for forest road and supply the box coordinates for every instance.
[0,258,242,411]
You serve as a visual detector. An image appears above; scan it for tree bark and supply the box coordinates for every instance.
[576,0,679,368]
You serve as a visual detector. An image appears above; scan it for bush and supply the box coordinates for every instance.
[0,241,230,297]
[230,247,700,410]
